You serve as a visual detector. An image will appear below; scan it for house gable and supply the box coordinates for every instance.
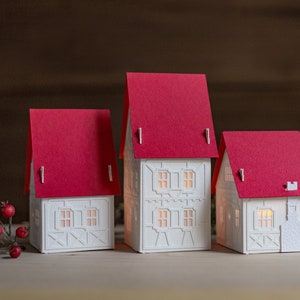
[25,109,120,198]
[120,72,218,159]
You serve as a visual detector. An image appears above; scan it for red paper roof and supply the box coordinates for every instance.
[25,109,120,198]
[120,72,218,159]
[212,131,300,198]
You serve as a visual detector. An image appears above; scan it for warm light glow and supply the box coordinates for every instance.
[257,209,273,228]
[86,209,97,226]
[157,209,168,227]
[183,171,194,188]
[184,209,194,227]
[225,166,234,182]
[158,171,169,189]
[60,209,71,228]
[235,209,240,227]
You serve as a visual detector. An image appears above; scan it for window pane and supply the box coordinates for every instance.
[183,209,193,227]
[257,209,273,229]
[158,171,168,189]
[183,171,194,188]
[60,209,72,228]
[225,166,234,181]
[157,210,168,228]
[86,209,97,227]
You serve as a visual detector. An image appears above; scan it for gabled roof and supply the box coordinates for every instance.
[212,131,300,198]
[25,109,120,198]
[120,72,218,159]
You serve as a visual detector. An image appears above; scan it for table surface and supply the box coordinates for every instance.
[1,227,300,300]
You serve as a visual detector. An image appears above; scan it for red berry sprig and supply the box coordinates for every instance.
[9,245,22,259]
[0,201,28,259]
[1,203,15,219]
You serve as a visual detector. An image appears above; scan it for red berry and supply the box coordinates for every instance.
[16,226,29,238]
[9,245,22,258]
[0,226,3,236]
[1,203,15,218]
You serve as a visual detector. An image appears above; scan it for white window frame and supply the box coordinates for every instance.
[225,166,234,182]
[59,208,73,229]
[183,170,195,189]
[156,209,169,229]
[235,209,240,228]
[255,208,274,230]
[86,208,98,227]
[183,209,194,227]
[157,170,170,190]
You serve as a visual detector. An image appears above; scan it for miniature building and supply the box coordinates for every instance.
[120,72,218,253]
[212,131,300,254]
[25,109,120,253]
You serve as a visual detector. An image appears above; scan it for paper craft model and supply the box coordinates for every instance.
[120,72,218,253]
[25,109,120,253]
[212,131,300,254]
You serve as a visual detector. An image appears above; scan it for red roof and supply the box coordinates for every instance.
[120,72,218,159]
[25,109,120,198]
[212,131,300,198]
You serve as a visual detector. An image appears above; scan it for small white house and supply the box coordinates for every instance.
[120,72,218,253]
[212,131,300,254]
[25,109,120,253]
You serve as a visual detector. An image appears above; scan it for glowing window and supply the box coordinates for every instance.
[60,209,71,228]
[183,171,194,188]
[34,208,40,227]
[158,171,169,189]
[225,166,234,182]
[257,209,273,228]
[219,206,224,224]
[183,209,194,227]
[235,209,240,227]
[157,209,168,228]
[86,209,97,226]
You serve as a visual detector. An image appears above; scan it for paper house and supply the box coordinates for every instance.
[212,131,300,254]
[25,109,120,253]
[120,72,218,253]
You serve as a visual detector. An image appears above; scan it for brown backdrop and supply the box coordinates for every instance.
[0,1,299,222]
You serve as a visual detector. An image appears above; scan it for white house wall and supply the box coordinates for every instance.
[40,197,114,253]
[281,197,300,252]
[245,197,300,253]
[29,163,43,251]
[141,159,211,252]
[245,198,286,253]
[215,151,244,253]
[123,114,141,251]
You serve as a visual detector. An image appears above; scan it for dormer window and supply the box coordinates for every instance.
[157,209,169,228]
[225,166,234,182]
